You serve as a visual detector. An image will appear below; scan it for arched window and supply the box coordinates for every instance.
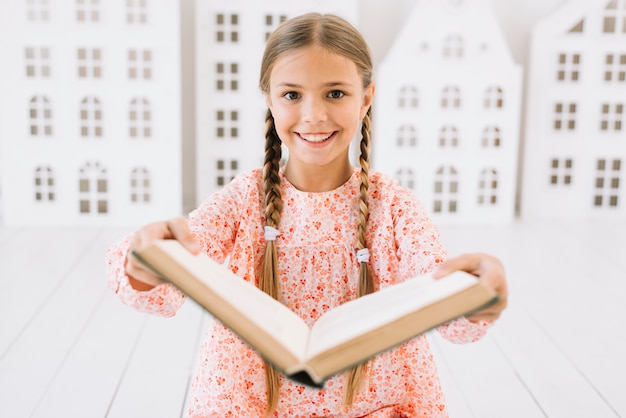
[482,126,501,148]
[129,97,151,138]
[443,34,463,58]
[79,161,108,214]
[397,125,417,147]
[484,86,504,109]
[80,97,103,138]
[130,167,150,203]
[433,166,458,213]
[478,168,498,205]
[34,165,55,202]
[439,125,458,147]
[396,168,415,190]
[441,85,461,108]
[398,85,418,109]
[29,96,53,137]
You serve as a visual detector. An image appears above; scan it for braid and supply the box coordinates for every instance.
[344,107,375,407]
[261,109,283,416]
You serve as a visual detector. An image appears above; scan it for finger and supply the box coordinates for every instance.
[124,254,165,289]
[433,253,482,278]
[166,217,201,254]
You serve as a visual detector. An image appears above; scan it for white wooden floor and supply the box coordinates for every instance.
[0,220,624,418]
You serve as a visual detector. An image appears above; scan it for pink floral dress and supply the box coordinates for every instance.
[107,168,491,417]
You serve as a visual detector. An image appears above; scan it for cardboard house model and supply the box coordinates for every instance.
[372,0,522,225]
[521,0,626,220]
[0,0,182,226]
[194,0,359,203]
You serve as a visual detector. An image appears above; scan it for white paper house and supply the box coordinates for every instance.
[0,0,182,226]
[194,0,358,202]
[521,0,626,220]
[372,0,522,225]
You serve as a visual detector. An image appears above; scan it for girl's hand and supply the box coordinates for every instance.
[433,253,508,322]
[124,217,201,291]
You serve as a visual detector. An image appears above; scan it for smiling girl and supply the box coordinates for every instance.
[107,13,507,417]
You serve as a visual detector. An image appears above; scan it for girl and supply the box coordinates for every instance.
[107,13,507,417]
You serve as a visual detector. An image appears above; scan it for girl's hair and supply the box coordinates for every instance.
[259,13,375,415]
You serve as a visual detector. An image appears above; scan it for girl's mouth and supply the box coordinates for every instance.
[297,132,336,143]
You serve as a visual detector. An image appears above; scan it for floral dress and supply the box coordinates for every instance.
[107,168,491,417]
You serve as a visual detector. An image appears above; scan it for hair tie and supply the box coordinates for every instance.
[264,226,280,241]
[356,248,370,263]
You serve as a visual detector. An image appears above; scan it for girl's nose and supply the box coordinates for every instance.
[302,97,327,123]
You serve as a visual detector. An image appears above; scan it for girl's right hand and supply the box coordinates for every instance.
[124,217,201,291]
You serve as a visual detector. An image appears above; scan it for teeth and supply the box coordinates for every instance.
[300,133,332,143]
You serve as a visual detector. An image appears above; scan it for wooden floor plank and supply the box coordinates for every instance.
[106,302,207,418]
[0,229,128,417]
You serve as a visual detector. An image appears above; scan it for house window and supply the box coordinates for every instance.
[600,103,624,131]
[216,110,238,139]
[443,34,463,58]
[478,168,498,205]
[77,48,102,78]
[569,19,584,33]
[216,13,239,43]
[25,47,50,78]
[556,53,581,81]
[439,125,458,147]
[216,159,239,187]
[126,0,148,24]
[128,49,152,80]
[433,166,458,213]
[76,0,100,23]
[129,98,152,138]
[26,0,50,22]
[130,167,150,203]
[29,96,53,137]
[216,62,239,91]
[482,126,501,148]
[484,86,504,109]
[265,14,287,41]
[441,85,461,108]
[34,166,55,202]
[549,158,573,185]
[398,85,418,108]
[553,102,577,131]
[79,161,108,214]
[594,159,621,207]
[397,125,417,147]
[80,97,103,138]
[604,54,626,82]
[603,0,626,34]
[396,168,415,190]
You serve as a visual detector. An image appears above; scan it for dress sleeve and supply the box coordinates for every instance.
[389,181,493,343]
[105,233,185,318]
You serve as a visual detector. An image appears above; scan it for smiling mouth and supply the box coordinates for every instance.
[298,132,335,143]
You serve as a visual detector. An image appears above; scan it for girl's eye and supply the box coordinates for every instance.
[283,91,300,101]
[328,90,345,99]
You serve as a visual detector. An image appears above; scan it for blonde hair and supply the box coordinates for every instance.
[259,13,375,415]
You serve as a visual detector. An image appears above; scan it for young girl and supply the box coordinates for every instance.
[107,13,507,417]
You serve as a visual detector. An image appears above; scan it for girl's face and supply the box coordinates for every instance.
[266,45,374,180]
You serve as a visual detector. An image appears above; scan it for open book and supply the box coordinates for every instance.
[133,240,498,387]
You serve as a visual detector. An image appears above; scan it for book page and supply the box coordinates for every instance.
[143,241,310,363]
[306,271,478,359]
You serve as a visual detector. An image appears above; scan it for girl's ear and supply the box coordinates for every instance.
[265,94,274,112]
[360,82,375,119]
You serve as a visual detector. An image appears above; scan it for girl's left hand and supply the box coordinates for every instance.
[433,253,508,322]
